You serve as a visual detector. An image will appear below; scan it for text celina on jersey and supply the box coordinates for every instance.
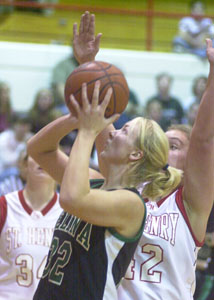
[0,190,62,300]
[33,179,146,300]
[117,187,203,300]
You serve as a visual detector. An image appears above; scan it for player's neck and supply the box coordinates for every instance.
[23,185,55,211]
[101,164,130,190]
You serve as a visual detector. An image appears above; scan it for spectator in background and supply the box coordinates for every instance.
[29,88,61,134]
[114,89,140,129]
[51,52,78,114]
[17,0,58,16]
[0,112,32,179]
[0,0,14,17]
[146,72,184,131]
[144,98,168,130]
[38,0,58,16]
[186,102,199,126]
[183,75,207,119]
[0,149,27,196]
[190,75,207,105]
[0,81,13,133]
[173,0,214,58]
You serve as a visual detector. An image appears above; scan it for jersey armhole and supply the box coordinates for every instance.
[176,187,204,247]
[108,189,147,243]
[0,196,7,234]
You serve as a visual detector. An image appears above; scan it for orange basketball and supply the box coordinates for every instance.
[64,61,129,117]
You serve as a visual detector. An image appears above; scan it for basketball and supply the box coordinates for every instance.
[64,61,129,117]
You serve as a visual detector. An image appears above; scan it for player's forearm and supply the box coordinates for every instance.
[193,63,214,141]
[27,114,78,156]
[60,130,95,212]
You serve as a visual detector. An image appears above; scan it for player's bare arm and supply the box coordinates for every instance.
[59,81,144,238]
[73,11,102,65]
[183,38,214,242]
[72,11,116,177]
[27,114,78,184]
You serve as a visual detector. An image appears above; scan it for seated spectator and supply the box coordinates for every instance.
[114,89,140,129]
[0,81,13,133]
[186,102,200,126]
[38,0,58,16]
[0,0,14,16]
[51,53,78,114]
[144,98,168,130]
[183,75,207,113]
[146,73,184,131]
[0,112,32,179]
[173,1,214,58]
[190,75,207,105]
[0,149,27,196]
[16,0,58,15]
[29,88,62,134]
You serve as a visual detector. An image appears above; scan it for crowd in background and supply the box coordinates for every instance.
[0,61,213,299]
[0,70,206,179]
[0,1,214,299]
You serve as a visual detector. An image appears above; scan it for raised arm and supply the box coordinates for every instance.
[73,11,102,64]
[27,113,102,183]
[184,39,214,241]
[72,11,116,177]
[27,114,78,184]
[59,82,145,237]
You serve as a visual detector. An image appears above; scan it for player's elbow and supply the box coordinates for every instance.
[59,192,83,215]
[27,138,42,163]
[27,137,34,155]
[59,195,70,212]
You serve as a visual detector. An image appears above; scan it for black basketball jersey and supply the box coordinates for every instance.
[33,179,146,300]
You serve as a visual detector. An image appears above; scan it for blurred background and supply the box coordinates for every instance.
[1,0,213,112]
[1,0,214,51]
[0,3,214,300]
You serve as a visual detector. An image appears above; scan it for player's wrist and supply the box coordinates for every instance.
[78,56,96,64]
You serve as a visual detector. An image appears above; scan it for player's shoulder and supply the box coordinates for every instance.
[0,189,19,200]
[0,190,21,211]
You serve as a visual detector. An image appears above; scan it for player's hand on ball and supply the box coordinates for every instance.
[64,61,129,117]
[70,81,120,136]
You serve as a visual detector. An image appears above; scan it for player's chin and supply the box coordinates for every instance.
[36,168,46,174]
[36,169,50,178]
[100,150,108,160]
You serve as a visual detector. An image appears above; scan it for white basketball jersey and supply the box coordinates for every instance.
[117,187,203,300]
[0,190,62,300]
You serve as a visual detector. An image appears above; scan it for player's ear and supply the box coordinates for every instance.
[129,149,143,162]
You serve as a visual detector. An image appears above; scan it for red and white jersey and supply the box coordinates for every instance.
[117,187,203,300]
[0,190,62,300]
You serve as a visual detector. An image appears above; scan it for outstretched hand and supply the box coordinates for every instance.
[206,38,214,64]
[73,11,102,64]
[70,81,120,136]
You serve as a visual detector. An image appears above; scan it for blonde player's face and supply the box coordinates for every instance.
[166,130,189,171]
[101,119,140,164]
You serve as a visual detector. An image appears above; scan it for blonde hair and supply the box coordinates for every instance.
[126,117,182,200]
